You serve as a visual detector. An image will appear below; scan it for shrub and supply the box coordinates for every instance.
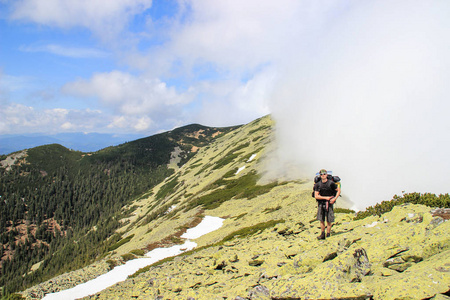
[6,294,25,300]
[212,142,250,170]
[121,253,136,262]
[248,125,271,135]
[334,208,355,214]
[186,171,280,210]
[354,192,450,220]
[220,219,285,244]
[130,249,145,256]
[263,206,282,213]
[155,176,179,200]
[106,259,119,270]
[108,234,135,252]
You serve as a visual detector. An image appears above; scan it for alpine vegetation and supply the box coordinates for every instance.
[1,116,449,300]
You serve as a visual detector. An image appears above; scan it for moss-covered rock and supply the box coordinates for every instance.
[87,203,449,300]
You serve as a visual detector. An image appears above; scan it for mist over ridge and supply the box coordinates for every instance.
[267,1,450,210]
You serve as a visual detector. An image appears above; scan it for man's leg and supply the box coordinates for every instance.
[317,205,326,239]
[326,222,332,237]
[326,205,335,237]
[318,221,326,239]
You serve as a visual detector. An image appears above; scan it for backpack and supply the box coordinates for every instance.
[311,172,341,198]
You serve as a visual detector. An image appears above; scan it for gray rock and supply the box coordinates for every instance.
[346,248,371,282]
[248,285,270,300]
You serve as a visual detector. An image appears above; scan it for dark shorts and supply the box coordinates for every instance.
[317,202,335,223]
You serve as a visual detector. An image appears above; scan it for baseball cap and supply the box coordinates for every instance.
[319,169,327,175]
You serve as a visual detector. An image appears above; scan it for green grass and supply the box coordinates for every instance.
[108,234,135,252]
[187,163,203,170]
[220,220,285,243]
[155,175,179,200]
[141,203,173,226]
[248,125,271,135]
[186,171,280,210]
[212,142,250,170]
[233,213,247,220]
[194,163,211,176]
[222,168,238,178]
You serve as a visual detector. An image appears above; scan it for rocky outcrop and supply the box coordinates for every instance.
[86,203,449,300]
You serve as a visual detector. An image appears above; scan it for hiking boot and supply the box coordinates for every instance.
[326,232,331,238]
[317,231,326,240]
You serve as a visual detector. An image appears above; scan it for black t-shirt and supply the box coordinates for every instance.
[314,180,338,197]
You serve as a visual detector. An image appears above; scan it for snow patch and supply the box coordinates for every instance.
[181,216,224,239]
[235,166,245,175]
[167,205,176,213]
[247,154,256,162]
[43,216,224,300]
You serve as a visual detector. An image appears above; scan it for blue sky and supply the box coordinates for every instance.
[0,0,274,136]
[1,0,450,206]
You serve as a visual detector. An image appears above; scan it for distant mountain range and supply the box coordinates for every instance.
[0,132,145,154]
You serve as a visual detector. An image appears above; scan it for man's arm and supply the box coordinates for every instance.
[330,184,341,204]
[315,190,333,201]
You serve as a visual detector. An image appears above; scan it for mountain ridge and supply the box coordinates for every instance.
[18,115,450,300]
[0,132,146,155]
[2,115,449,299]
[0,121,241,297]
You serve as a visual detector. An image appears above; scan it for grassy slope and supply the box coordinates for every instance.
[111,115,288,255]
[1,123,239,298]
[20,115,450,300]
[90,115,450,300]
[21,115,291,298]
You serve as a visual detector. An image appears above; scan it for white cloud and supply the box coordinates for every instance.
[5,0,450,209]
[0,103,108,134]
[265,0,450,209]
[19,44,110,58]
[144,1,305,76]
[62,71,193,116]
[193,69,274,126]
[10,0,152,40]
[107,115,153,132]
[134,116,153,131]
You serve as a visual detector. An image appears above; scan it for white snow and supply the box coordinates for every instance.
[181,216,224,239]
[247,154,256,162]
[235,166,245,175]
[43,216,224,300]
[167,205,177,213]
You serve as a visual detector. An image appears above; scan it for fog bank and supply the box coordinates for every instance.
[268,1,450,210]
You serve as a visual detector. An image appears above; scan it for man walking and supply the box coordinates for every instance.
[314,169,341,240]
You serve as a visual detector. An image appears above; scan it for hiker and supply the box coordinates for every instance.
[314,169,341,240]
